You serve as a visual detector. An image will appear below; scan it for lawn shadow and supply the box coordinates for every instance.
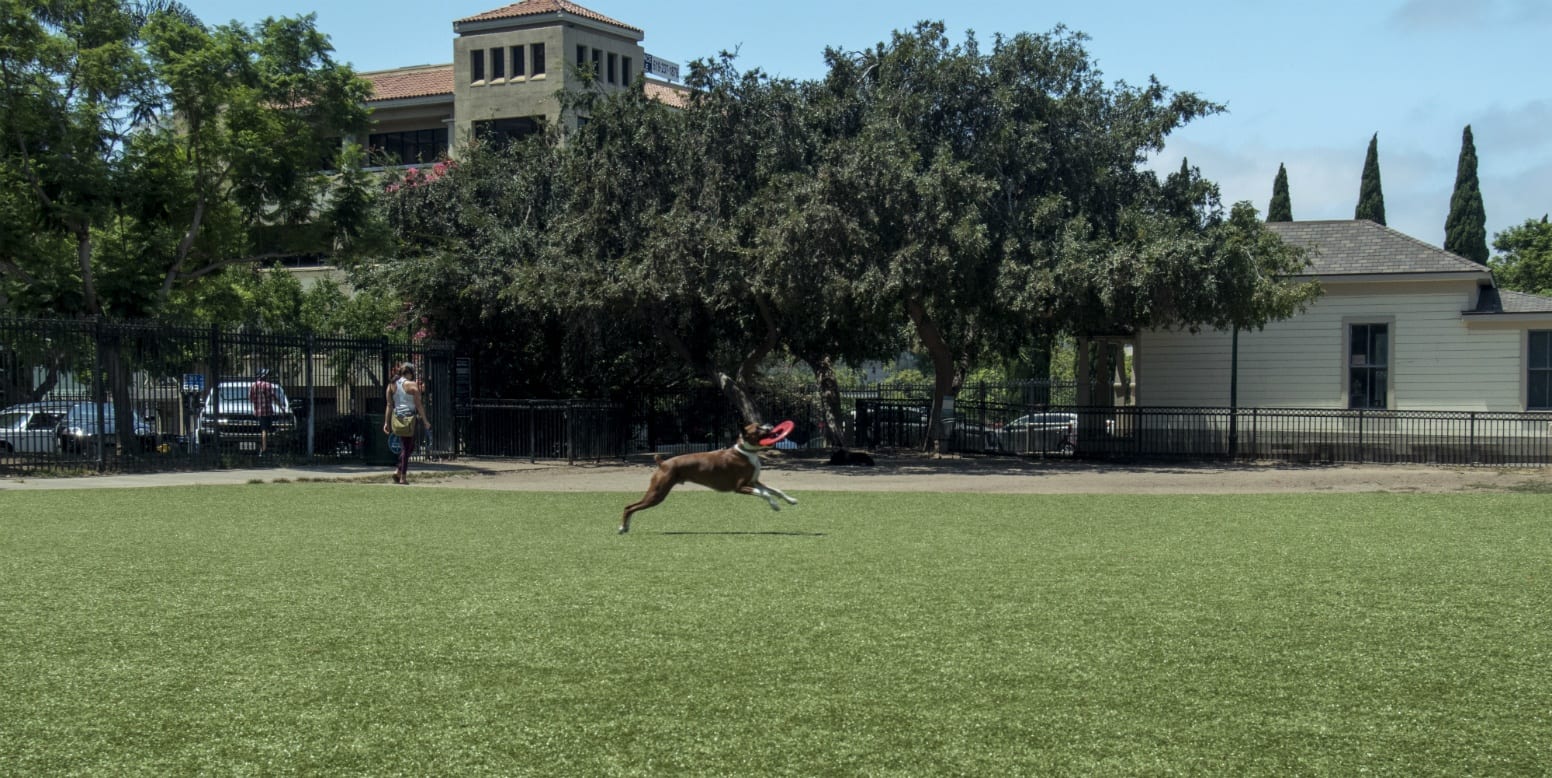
[658,530,827,537]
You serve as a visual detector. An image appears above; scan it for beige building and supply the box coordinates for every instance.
[358,0,688,166]
[1138,220,1552,413]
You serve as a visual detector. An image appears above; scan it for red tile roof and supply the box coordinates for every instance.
[457,0,641,34]
[644,80,690,109]
[363,64,455,102]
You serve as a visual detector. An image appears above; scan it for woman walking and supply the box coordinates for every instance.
[383,362,431,484]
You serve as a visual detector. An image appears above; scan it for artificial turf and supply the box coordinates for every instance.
[1,485,1548,775]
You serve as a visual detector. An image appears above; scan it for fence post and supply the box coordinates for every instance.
[1358,408,1366,464]
[305,331,315,459]
[92,317,107,473]
[1469,411,1477,464]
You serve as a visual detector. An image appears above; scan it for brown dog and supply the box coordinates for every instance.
[619,422,798,533]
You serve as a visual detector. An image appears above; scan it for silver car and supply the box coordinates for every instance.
[0,403,72,455]
[995,412,1081,454]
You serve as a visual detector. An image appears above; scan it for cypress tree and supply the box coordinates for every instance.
[1354,133,1387,225]
[1444,125,1488,263]
[1268,163,1293,222]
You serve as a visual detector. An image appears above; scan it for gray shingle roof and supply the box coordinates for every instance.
[1497,289,1552,314]
[1265,220,1488,276]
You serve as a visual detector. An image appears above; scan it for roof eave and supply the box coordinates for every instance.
[1291,271,1492,284]
[366,93,455,109]
[454,12,643,41]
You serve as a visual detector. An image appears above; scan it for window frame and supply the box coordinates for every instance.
[510,45,525,77]
[470,48,485,83]
[490,47,505,80]
[1343,318,1394,410]
[531,42,546,76]
[1528,330,1552,410]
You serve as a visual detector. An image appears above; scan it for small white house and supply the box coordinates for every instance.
[1137,220,1552,413]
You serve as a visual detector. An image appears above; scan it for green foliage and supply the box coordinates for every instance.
[4,486,1551,775]
[1490,216,1552,295]
[1444,125,1488,264]
[1268,162,1293,222]
[1355,133,1387,225]
[379,20,1319,412]
[0,0,375,319]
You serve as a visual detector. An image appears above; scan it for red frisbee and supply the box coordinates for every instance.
[759,420,795,446]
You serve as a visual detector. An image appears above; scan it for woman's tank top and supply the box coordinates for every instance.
[393,377,417,416]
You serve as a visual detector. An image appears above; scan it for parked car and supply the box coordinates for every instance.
[57,402,158,454]
[995,412,1114,454]
[994,412,1081,454]
[195,379,297,452]
[0,402,73,455]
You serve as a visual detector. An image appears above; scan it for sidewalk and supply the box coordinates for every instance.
[0,458,546,491]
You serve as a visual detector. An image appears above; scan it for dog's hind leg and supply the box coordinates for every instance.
[620,478,675,534]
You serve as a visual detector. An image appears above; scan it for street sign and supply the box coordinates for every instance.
[182,373,205,393]
[642,53,680,82]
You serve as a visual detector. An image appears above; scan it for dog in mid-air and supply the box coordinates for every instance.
[619,422,798,534]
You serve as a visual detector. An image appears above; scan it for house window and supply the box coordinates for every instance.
[474,117,539,147]
[576,45,586,69]
[1530,331,1552,410]
[531,43,545,75]
[1348,323,1389,409]
[622,56,631,83]
[369,128,449,165]
[490,48,505,80]
[592,48,601,76]
[510,45,525,77]
[470,48,485,82]
[607,52,617,84]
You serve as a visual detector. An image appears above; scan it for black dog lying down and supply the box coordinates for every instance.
[827,449,875,467]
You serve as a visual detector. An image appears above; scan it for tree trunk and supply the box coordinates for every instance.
[77,231,100,316]
[904,297,962,453]
[805,354,849,448]
[711,370,763,426]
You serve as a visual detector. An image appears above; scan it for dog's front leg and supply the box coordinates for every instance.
[740,485,782,511]
[758,482,798,506]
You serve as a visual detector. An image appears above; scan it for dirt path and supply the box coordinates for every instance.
[4,453,1547,493]
[423,454,1551,494]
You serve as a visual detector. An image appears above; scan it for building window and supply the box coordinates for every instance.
[369,128,449,165]
[591,48,601,76]
[607,52,617,84]
[531,42,545,75]
[474,117,539,147]
[1530,331,1552,410]
[576,45,586,69]
[510,45,525,77]
[490,48,505,80]
[1348,323,1389,409]
[470,48,485,82]
[622,56,631,83]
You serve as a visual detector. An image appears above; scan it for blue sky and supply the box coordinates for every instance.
[183,0,1552,251]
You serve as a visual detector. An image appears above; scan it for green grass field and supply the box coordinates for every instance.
[2,485,1549,775]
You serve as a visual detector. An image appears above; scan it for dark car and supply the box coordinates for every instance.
[195,379,297,453]
[57,402,158,454]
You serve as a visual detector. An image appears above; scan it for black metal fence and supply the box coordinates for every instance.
[9,316,1551,471]
[2,317,454,474]
[891,403,1552,466]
